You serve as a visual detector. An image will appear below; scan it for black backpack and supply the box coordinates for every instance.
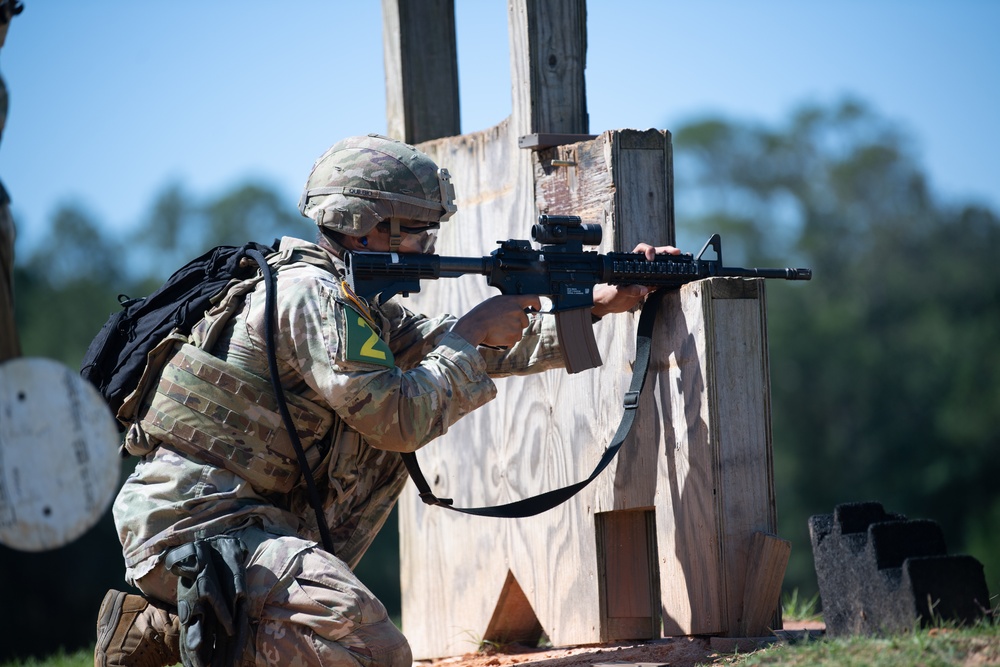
[81,239,340,553]
[80,241,276,430]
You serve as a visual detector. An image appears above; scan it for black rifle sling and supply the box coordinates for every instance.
[246,249,336,554]
[401,289,665,518]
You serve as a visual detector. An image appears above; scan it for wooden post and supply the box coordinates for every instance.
[653,277,779,636]
[1,24,19,362]
[509,0,588,135]
[388,0,785,658]
[382,0,460,143]
[0,199,16,362]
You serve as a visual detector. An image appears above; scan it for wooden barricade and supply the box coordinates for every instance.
[382,0,787,658]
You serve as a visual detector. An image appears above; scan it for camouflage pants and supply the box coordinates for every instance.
[136,526,410,667]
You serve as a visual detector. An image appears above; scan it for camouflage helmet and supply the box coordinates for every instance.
[298,134,456,239]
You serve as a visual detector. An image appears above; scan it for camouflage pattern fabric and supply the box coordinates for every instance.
[113,236,564,661]
[137,342,335,494]
[300,134,453,235]
[133,526,410,667]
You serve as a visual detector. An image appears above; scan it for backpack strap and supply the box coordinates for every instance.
[246,249,336,554]
[400,289,664,518]
[187,243,341,353]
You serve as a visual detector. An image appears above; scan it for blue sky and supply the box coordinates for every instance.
[2,1,998,253]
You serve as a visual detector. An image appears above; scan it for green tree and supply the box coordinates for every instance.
[14,204,129,367]
[201,182,304,248]
[673,98,1000,600]
[126,181,305,282]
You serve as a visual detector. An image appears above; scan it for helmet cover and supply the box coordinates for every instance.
[298,134,456,237]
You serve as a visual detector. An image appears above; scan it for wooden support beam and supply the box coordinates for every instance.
[655,277,777,636]
[0,201,17,362]
[382,0,460,143]
[509,0,588,136]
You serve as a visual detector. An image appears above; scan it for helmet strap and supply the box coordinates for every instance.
[388,219,403,252]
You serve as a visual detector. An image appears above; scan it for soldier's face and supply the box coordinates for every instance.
[361,222,437,253]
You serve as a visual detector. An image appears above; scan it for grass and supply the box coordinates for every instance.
[780,589,823,623]
[5,600,997,667]
[0,649,93,667]
[8,626,998,667]
[707,614,999,667]
[701,589,1000,666]
[0,648,180,667]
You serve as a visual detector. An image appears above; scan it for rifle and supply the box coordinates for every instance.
[344,215,812,373]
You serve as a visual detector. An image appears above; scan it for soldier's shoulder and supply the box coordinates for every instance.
[273,239,343,286]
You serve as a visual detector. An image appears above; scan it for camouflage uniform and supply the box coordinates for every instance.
[113,235,564,666]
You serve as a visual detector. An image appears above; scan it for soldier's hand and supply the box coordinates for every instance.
[453,294,542,349]
[591,243,681,317]
[633,242,680,261]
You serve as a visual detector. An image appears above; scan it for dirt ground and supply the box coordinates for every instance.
[414,622,825,667]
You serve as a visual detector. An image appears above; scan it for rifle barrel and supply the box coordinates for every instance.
[720,267,812,280]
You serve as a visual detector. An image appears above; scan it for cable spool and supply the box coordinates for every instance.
[0,357,120,551]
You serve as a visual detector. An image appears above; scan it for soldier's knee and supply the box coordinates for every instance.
[353,618,411,667]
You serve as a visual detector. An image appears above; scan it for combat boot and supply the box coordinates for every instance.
[95,589,181,667]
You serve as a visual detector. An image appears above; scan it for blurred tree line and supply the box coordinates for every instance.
[672,98,1000,604]
[1,98,997,660]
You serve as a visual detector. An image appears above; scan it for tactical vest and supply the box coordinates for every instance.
[121,243,354,494]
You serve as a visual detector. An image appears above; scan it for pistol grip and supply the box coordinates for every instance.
[556,308,603,373]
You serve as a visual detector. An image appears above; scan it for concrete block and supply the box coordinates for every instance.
[809,502,991,637]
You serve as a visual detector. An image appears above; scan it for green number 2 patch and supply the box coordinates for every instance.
[344,306,394,368]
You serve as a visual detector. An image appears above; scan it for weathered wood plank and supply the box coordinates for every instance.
[739,531,790,637]
[399,128,676,657]
[655,282,724,636]
[608,129,675,250]
[382,0,460,143]
[654,278,777,636]
[399,119,536,659]
[534,137,616,222]
[394,0,779,654]
[508,0,588,136]
[597,509,659,641]
[709,281,777,632]
[519,133,597,149]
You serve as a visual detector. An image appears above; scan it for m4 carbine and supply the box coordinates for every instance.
[345,215,811,373]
